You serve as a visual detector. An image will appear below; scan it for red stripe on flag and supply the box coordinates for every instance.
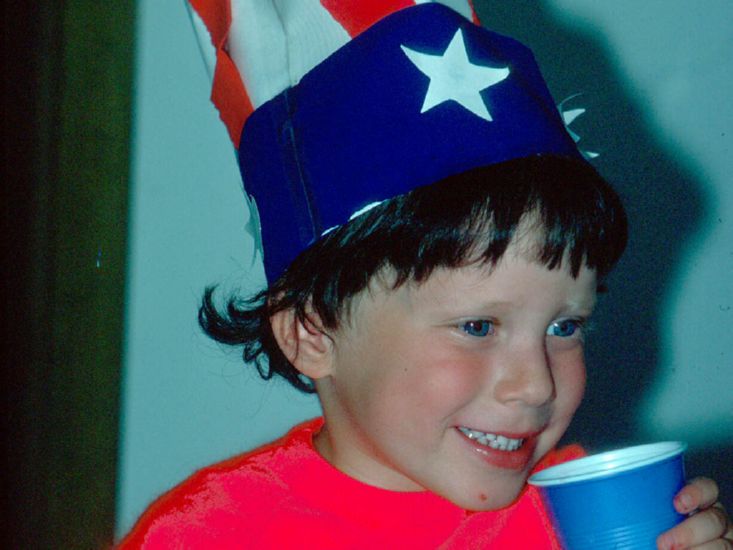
[319,0,414,37]
[467,0,481,24]
[189,0,229,44]
[188,0,253,147]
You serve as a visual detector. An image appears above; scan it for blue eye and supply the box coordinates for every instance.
[462,320,494,337]
[547,319,583,338]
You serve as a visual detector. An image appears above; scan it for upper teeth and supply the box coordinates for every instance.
[458,427,524,451]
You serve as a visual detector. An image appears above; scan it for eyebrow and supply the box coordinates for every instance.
[431,295,598,317]
[564,296,597,313]
[567,300,597,315]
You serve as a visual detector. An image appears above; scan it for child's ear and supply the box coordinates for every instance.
[270,308,334,379]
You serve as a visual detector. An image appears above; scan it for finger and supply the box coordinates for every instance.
[688,540,733,550]
[725,504,733,543]
[675,478,720,514]
[657,506,729,549]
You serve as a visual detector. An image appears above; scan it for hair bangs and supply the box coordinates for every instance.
[379,155,628,286]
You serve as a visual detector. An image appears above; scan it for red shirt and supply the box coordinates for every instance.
[120,418,583,548]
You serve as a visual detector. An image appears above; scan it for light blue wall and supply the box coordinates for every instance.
[546,0,732,443]
[116,0,732,536]
[115,1,321,536]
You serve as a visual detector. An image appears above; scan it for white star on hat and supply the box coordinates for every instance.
[401,29,510,121]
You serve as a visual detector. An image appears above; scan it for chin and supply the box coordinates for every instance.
[466,491,525,512]
[443,477,528,512]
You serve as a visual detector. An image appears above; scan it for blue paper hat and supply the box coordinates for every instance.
[238,4,583,283]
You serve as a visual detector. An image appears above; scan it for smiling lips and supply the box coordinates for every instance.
[456,425,540,470]
[457,426,524,451]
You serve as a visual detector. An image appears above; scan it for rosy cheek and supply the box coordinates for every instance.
[428,356,486,402]
[551,350,587,409]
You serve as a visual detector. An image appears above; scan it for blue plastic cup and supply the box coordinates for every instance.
[528,442,687,550]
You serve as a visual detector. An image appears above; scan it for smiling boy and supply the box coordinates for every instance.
[275,183,603,514]
[298,249,595,512]
[120,2,730,548]
[302,249,594,512]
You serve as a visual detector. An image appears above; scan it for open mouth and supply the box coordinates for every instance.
[457,426,525,451]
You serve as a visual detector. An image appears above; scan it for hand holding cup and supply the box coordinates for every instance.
[656,476,732,550]
[529,442,687,549]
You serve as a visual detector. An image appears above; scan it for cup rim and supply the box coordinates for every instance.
[528,441,687,487]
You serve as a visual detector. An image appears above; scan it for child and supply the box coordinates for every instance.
[120,2,730,548]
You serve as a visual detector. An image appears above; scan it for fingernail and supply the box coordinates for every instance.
[675,492,693,512]
[657,532,672,550]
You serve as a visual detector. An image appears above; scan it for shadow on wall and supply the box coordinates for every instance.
[474,1,731,509]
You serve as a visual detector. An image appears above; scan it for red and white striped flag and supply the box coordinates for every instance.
[188,0,477,146]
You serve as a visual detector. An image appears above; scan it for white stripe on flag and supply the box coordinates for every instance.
[228,0,350,108]
[228,0,290,108]
[275,0,350,87]
[414,0,474,21]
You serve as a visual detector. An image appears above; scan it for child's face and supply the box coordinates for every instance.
[313,239,597,511]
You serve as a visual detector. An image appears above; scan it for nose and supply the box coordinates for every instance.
[493,343,555,407]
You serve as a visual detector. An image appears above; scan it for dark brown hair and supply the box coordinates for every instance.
[199,155,628,393]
